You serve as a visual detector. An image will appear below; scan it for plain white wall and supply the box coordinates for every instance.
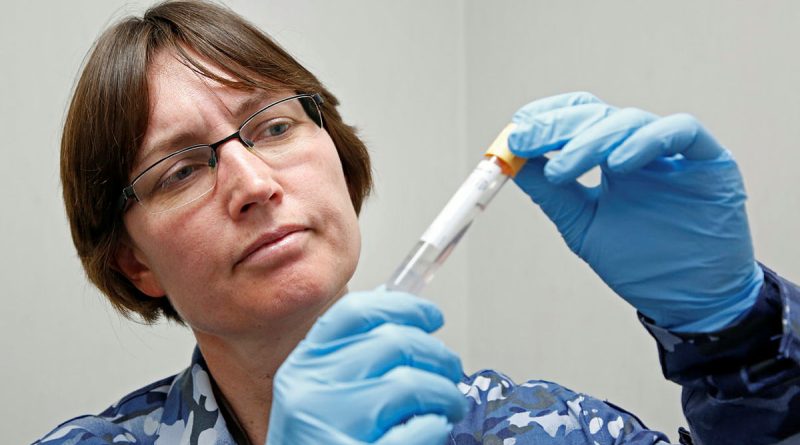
[2,1,798,443]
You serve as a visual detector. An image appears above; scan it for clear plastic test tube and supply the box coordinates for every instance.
[385,124,525,294]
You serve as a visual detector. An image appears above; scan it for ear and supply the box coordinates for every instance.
[114,238,167,298]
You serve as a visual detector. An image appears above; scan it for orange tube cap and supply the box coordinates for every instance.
[484,123,525,177]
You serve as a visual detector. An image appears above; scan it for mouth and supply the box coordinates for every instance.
[236,225,309,267]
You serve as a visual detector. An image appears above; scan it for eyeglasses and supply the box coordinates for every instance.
[119,93,324,214]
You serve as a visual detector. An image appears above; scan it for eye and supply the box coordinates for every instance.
[266,122,290,137]
[248,118,295,144]
[156,162,205,192]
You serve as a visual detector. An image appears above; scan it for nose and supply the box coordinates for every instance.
[215,139,284,219]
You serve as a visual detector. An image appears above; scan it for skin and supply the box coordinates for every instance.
[115,50,362,444]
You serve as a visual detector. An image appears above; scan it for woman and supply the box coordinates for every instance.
[39,1,800,444]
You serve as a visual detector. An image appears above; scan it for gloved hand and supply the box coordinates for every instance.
[266,290,467,445]
[508,92,764,333]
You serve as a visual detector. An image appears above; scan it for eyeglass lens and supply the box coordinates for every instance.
[131,95,322,214]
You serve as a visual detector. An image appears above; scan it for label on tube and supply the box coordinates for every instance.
[421,159,502,249]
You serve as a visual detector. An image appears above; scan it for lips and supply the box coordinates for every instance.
[237,225,307,266]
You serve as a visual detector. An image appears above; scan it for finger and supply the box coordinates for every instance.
[264,414,363,444]
[307,290,444,343]
[606,113,728,173]
[511,91,605,123]
[377,414,453,445]
[371,367,467,434]
[301,323,464,383]
[544,107,658,183]
[509,103,617,159]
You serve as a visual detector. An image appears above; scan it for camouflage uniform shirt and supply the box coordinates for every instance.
[36,266,800,445]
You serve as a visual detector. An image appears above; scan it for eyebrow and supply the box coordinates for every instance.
[135,91,277,172]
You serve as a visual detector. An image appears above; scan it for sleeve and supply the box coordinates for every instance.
[640,264,800,445]
[34,416,138,445]
[451,370,673,444]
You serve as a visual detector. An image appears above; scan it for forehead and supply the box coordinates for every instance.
[147,49,248,108]
[135,50,286,170]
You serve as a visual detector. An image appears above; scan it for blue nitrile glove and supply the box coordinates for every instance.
[265,290,467,445]
[507,92,764,333]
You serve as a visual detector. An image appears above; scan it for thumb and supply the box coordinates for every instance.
[513,157,595,224]
[376,414,453,445]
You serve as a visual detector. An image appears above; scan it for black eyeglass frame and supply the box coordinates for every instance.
[117,92,324,213]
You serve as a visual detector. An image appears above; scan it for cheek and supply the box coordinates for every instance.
[131,213,224,289]
[299,142,362,268]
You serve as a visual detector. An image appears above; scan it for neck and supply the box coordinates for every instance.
[193,289,344,445]
[196,333,292,444]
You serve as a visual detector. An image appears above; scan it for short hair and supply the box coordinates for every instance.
[61,0,372,324]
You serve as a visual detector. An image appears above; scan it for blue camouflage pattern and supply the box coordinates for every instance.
[34,266,800,445]
[451,371,670,444]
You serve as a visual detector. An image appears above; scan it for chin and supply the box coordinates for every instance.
[264,261,353,318]
[184,261,356,338]
[241,229,360,329]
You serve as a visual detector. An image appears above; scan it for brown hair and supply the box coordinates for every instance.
[61,0,372,324]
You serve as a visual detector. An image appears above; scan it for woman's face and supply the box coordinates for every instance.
[118,51,361,339]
